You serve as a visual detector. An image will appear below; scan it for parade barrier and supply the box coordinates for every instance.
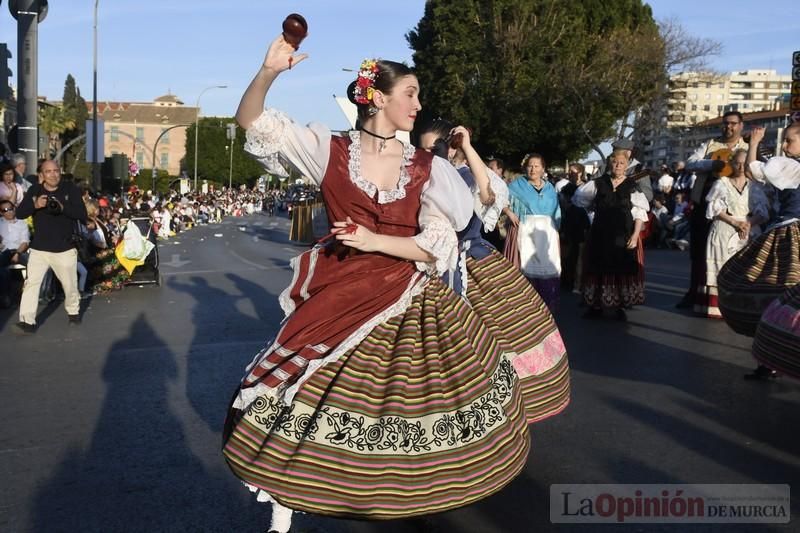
[289,202,327,243]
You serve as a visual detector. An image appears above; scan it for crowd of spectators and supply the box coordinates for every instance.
[0,152,312,309]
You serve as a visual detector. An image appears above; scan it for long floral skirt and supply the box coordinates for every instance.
[464,249,569,423]
[718,222,800,337]
[89,248,130,292]
[223,276,531,519]
[753,283,800,379]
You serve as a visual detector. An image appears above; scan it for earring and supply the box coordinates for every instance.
[368,106,379,116]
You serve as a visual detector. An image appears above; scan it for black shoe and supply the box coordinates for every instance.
[582,307,602,319]
[743,365,778,381]
[15,321,35,334]
[615,308,627,321]
[68,314,81,325]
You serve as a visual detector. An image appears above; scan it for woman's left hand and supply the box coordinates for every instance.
[333,217,380,252]
[626,234,639,249]
[450,125,472,149]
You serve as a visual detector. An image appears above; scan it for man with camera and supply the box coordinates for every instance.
[14,160,87,333]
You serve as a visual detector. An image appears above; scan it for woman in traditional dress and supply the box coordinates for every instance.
[223,36,534,532]
[573,149,649,320]
[702,149,768,318]
[717,124,800,379]
[503,154,561,311]
[418,119,570,423]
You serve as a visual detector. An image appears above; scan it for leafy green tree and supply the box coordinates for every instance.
[61,74,89,170]
[185,117,278,187]
[38,104,76,157]
[407,0,663,166]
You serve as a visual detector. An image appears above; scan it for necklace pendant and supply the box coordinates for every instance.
[379,139,386,153]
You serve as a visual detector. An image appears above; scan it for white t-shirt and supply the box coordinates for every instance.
[0,218,30,250]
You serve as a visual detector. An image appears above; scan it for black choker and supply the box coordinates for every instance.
[361,127,395,153]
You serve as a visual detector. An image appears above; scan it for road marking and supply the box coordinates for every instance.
[162,254,191,268]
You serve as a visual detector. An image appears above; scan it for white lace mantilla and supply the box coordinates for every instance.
[412,218,459,276]
[347,130,416,204]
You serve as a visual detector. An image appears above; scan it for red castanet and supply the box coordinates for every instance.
[282,13,308,49]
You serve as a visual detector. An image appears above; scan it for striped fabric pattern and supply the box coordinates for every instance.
[753,283,800,379]
[718,223,800,337]
[223,277,531,519]
[464,250,570,423]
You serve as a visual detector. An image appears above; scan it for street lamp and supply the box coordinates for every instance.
[193,84,226,190]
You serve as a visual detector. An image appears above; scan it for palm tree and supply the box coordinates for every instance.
[38,104,76,158]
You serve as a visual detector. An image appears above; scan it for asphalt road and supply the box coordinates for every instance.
[1,212,798,533]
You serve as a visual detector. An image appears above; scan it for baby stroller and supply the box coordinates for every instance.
[125,216,160,286]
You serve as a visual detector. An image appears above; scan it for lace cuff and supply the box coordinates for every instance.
[244,108,292,161]
[412,218,459,276]
[475,171,509,232]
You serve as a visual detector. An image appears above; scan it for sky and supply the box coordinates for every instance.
[0,0,797,134]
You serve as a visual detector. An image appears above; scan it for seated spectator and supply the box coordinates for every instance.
[649,193,670,248]
[0,199,30,307]
[657,164,674,196]
[667,191,690,250]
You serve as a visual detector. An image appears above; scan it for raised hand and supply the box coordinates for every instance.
[263,34,308,73]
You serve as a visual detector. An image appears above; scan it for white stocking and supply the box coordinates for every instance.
[269,501,293,533]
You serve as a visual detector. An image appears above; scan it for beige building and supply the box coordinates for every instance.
[88,94,197,176]
[639,69,791,167]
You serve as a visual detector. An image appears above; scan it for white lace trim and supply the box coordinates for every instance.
[244,108,292,160]
[347,130,416,204]
[412,218,459,276]
[478,172,510,232]
[283,272,427,403]
[278,254,303,317]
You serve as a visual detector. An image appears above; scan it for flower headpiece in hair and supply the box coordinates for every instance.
[353,59,380,105]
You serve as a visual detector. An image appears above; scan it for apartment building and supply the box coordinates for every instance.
[638,69,791,167]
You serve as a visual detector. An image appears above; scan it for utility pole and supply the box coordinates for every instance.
[9,0,48,179]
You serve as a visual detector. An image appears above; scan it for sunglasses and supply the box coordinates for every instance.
[1,207,15,212]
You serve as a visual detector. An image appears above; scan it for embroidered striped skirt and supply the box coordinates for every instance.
[223,276,531,519]
[464,249,570,424]
[717,222,800,337]
[753,283,800,379]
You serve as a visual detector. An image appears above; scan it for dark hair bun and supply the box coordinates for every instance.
[431,138,450,159]
[346,80,360,106]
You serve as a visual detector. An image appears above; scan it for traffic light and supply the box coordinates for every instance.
[0,43,10,100]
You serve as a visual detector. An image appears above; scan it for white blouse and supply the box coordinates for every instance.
[571,179,650,222]
[705,177,768,221]
[243,108,473,276]
[749,157,800,191]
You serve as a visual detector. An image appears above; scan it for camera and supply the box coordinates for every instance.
[46,195,62,214]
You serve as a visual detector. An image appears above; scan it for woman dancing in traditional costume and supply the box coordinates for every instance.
[573,149,649,320]
[223,35,534,532]
[418,119,570,423]
[503,154,562,310]
[702,149,768,318]
[717,124,800,379]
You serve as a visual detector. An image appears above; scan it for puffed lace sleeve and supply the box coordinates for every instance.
[630,190,649,222]
[412,156,473,275]
[572,179,597,209]
[474,167,509,232]
[748,157,800,190]
[244,108,331,185]
[705,179,728,220]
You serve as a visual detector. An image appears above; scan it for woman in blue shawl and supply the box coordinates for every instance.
[503,154,562,311]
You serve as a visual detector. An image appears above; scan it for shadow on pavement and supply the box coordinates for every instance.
[28,314,230,531]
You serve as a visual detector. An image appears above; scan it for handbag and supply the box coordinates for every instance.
[71,221,94,264]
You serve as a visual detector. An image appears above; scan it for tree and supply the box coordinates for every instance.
[184,117,267,187]
[407,0,664,166]
[61,74,89,171]
[38,104,75,158]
